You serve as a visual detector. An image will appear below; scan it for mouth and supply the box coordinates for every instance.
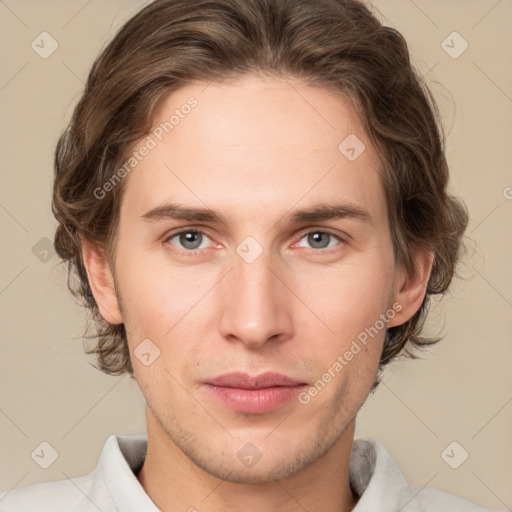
[202,372,308,414]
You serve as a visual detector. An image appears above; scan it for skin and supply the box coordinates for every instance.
[83,75,432,512]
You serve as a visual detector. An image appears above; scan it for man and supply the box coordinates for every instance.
[0,0,496,510]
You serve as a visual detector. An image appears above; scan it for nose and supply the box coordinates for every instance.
[218,246,293,349]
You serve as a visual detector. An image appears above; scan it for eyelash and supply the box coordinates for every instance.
[164,228,345,257]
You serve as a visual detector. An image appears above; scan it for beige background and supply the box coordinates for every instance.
[0,0,511,509]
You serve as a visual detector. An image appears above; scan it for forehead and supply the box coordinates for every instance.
[120,75,386,226]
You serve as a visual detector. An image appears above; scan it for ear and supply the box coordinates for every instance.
[81,238,123,325]
[387,247,434,328]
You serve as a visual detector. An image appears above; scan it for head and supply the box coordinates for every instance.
[53,0,468,483]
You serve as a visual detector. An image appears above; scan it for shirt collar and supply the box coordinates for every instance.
[350,438,408,511]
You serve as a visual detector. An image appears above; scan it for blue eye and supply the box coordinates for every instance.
[166,230,212,251]
[297,231,340,250]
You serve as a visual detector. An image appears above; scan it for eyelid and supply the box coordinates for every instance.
[295,226,346,240]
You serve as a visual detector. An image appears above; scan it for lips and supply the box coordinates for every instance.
[203,372,307,414]
[206,371,305,389]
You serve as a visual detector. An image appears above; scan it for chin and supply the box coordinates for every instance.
[189,452,310,485]
[174,424,343,485]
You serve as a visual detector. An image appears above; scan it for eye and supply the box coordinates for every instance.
[164,229,343,255]
[296,231,342,250]
[166,229,212,251]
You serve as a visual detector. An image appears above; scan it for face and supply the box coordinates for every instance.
[92,75,416,484]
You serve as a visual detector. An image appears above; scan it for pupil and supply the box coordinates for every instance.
[309,232,328,249]
[182,231,201,249]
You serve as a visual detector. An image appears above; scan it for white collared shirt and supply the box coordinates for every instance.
[0,435,495,511]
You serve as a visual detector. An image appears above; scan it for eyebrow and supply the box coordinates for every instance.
[141,201,372,227]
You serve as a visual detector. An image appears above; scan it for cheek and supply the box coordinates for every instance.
[115,256,218,384]
[297,255,394,339]
[115,253,202,336]
[288,255,395,393]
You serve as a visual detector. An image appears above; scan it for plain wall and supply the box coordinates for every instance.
[0,0,510,509]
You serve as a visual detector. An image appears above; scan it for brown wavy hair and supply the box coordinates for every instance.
[52,0,468,379]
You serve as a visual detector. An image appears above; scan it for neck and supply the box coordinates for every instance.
[137,406,359,512]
